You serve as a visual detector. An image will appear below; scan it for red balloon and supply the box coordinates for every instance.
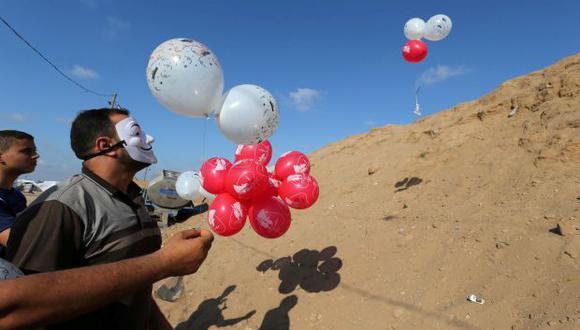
[235,140,273,166]
[267,174,281,196]
[250,172,281,202]
[200,157,232,194]
[225,159,269,201]
[241,199,253,211]
[279,174,320,209]
[249,196,291,239]
[274,151,311,181]
[402,40,428,63]
[208,193,248,236]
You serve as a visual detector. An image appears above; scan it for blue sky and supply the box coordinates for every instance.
[1,0,579,180]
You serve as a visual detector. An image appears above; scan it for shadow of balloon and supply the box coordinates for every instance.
[257,246,342,294]
[394,176,423,192]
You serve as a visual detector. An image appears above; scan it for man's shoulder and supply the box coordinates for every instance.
[31,174,93,205]
[22,175,95,221]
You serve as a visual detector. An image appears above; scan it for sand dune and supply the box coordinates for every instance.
[156,54,580,329]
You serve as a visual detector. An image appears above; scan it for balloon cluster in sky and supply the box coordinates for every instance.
[402,14,452,63]
[146,38,279,144]
[175,140,320,239]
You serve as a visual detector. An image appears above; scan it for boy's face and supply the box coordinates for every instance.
[0,138,39,174]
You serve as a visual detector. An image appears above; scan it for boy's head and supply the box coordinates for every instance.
[0,130,39,175]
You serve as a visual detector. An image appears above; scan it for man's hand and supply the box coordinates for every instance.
[155,229,214,278]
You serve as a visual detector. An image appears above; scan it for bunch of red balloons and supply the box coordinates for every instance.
[200,140,320,239]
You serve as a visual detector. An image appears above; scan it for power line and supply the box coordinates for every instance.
[0,15,111,98]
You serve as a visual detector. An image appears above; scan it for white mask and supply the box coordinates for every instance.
[115,117,157,164]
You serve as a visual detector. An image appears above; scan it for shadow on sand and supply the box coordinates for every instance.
[394,176,423,192]
[257,246,342,294]
[175,285,256,330]
[258,295,298,330]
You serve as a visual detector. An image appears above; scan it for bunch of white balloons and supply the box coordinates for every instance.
[403,14,452,41]
[146,38,279,145]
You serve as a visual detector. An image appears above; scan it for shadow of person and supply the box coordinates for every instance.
[175,285,256,330]
[259,295,298,330]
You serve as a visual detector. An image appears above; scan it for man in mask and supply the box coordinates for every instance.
[7,108,174,329]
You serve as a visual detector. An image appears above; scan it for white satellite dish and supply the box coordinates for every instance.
[146,170,190,209]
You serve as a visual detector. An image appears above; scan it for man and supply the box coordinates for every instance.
[0,130,38,252]
[0,228,213,330]
[8,108,170,329]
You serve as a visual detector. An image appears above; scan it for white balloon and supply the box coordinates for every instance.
[404,18,426,40]
[175,171,201,200]
[146,38,224,117]
[216,84,279,145]
[192,171,216,201]
[199,185,216,201]
[424,14,452,41]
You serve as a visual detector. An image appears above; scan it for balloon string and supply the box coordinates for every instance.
[198,116,210,205]
[414,85,422,116]
[202,116,209,160]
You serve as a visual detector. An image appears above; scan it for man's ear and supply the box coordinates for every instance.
[95,137,109,151]
[95,137,117,156]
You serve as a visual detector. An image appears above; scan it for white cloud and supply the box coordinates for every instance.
[289,88,321,112]
[417,65,469,86]
[1,113,26,122]
[105,16,131,39]
[70,65,99,79]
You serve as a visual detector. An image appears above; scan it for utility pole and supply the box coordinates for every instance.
[108,93,117,109]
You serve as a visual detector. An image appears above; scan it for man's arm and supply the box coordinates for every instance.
[0,229,214,330]
[7,201,84,273]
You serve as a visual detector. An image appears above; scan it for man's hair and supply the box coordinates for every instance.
[0,130,34,153]
[70,108,130,159]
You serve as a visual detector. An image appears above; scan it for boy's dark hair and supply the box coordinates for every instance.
[70,108,130,159]
[0,130,34,153]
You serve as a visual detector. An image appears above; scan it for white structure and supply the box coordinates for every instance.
[14,179,58,193]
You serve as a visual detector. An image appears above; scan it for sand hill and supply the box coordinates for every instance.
[156,54,580,329]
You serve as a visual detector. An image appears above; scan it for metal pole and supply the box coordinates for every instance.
[109,93,117,109]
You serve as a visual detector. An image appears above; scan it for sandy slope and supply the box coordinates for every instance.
[156,54,580,330]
